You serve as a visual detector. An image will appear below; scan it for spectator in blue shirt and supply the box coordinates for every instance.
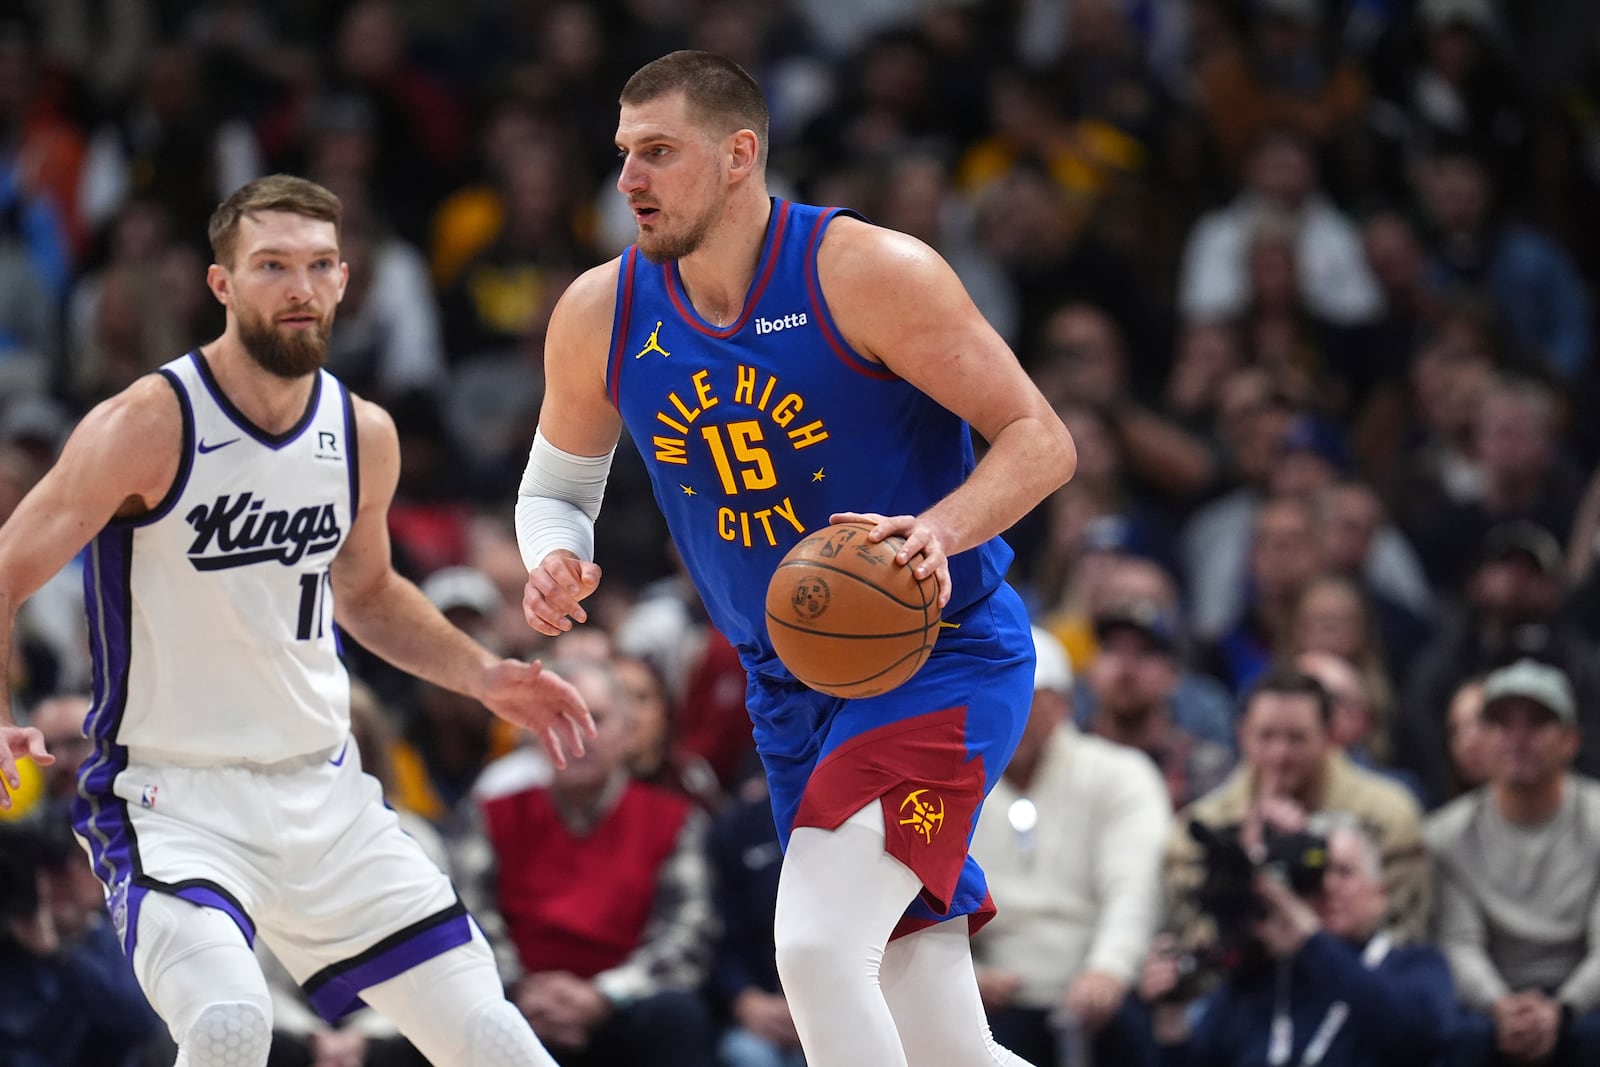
[1182,812,1455,1067]
[0,807,165,1067]
[1419,148,1591,382]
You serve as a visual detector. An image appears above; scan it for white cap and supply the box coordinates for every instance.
[1031,625,1074,694]
[0,394,69,451]
[1483,658,1576,726]
[421,566,502,618]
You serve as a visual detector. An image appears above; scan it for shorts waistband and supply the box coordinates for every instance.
[123,741,344,773]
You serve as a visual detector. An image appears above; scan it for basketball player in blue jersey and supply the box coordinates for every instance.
[0,176,591,1067]
[517,52,1076,1066]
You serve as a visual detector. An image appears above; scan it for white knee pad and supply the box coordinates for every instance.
[179,1001,272,1067]
[463,999,559,1067]
[356,933,557,1067]
[134,893,273,1064]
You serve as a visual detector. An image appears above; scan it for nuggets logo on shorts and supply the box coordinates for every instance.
[791,576,830,620]
[898,788,945,844]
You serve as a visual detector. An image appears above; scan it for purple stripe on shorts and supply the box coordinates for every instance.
[75,527,140,906]
[71,772,135,895]
[305,908,473,1023]
[173,883,257,946]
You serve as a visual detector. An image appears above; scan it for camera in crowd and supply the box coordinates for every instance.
[0,814,75,928]
[1166,818,1329,995]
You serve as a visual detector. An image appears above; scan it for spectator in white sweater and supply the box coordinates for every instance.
[970,627,1171,1067]
[1177,127,1382,329]
[1426,658,1600,1067]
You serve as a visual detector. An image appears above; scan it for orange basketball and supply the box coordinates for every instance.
[764,521,940,698]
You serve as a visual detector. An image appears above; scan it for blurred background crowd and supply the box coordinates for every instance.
[2,0,1600,1064]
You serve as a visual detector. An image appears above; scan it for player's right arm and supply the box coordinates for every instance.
[0,375,180,806]
[517,259,625,638]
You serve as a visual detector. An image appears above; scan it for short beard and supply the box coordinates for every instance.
[636,203,719,265]
[238,310,330,379]
[1106,699,1156,725]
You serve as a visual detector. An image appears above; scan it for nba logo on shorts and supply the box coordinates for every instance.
[140,784,159,808]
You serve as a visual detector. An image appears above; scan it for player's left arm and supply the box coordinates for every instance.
[820,218,1076,605]
[330,396,594,764]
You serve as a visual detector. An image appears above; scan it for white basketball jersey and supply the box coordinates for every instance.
[84,352,356,764]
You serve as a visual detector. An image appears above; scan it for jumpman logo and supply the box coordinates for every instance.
[635,321,670,359]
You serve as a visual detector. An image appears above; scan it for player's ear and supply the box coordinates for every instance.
[728,128,759,180]
[205,262,232,307]
[336,260,350,303]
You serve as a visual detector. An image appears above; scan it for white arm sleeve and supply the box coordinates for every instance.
[515,429,616,570]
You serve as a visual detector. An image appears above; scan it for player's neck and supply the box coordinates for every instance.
[675,190,772,328]
[201,336,320,435]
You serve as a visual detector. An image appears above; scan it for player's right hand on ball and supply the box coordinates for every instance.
[523,550,602,637]
[830,510,954,608]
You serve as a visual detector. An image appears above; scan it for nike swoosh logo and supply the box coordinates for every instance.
[198,437,240,454]
[328,739,350,767]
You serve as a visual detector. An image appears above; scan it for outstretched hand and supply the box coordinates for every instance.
[829,511,953,608]
[0,725,52,811]
[523,551,603,637]
[480,659,596,769]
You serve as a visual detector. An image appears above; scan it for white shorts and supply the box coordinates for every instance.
[72,738,469,1022]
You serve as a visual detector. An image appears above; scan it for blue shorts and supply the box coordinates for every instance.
[747,582,1033,935]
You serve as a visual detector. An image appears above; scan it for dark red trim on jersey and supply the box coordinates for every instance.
[891,891,997,941]
[665,200,791,337]
[804,209,898,381]
[792,705,985,918]
[606,248,638,408]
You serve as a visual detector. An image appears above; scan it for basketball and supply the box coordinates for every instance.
[765,521,941,698]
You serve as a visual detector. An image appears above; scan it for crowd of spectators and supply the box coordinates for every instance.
[2,0,1600,1064]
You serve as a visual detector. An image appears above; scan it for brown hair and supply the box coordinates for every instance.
[1244,666,1334,728]
[620,50,769,167]
[208,174,342,268]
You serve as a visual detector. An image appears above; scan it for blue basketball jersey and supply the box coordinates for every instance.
[608,200,1013,676]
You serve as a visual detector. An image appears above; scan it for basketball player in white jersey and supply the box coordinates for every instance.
[0,175,588,1066]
